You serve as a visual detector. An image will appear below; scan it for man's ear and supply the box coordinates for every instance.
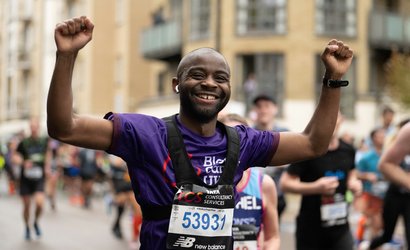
[172,77,179,93]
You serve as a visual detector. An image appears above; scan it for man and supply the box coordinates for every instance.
[48,16,353,249]
[369,120,410,249]
[252,94,288,218]
[17,118,51,240]
[380,106,395,135]
[280,113,362,250]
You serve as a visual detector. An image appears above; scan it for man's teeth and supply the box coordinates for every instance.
[198,94,216,100]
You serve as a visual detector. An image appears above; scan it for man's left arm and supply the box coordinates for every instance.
[270,40,353,166]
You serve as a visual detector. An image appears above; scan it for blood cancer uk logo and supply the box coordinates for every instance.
[202,156,226,185]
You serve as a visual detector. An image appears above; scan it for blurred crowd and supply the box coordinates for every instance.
[0,119,141,247]
[0,101,408,249]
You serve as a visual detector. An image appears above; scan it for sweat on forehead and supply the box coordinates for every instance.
[176,48,230,78]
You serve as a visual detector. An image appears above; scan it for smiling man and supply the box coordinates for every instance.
[47,16,353,250]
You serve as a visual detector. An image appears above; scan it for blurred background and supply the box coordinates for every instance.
[0,0,410,138]
[1,0,410,249]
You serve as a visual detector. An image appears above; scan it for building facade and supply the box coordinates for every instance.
[1,0,409,141]
[139,0,410,137]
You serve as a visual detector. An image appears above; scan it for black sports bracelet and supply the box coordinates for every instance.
[322,78,349,88]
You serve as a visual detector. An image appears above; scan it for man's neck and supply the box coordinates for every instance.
[179,113,218,137]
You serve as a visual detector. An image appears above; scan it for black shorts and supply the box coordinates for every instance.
[112,179,132,194]
[296,216,353,250]
[20,178,45,196]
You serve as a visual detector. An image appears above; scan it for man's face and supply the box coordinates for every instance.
[177,51,231,123]
[372,129,385,148]
[30,119,40,138]
[383,111,394,126]
[254,100,277,126]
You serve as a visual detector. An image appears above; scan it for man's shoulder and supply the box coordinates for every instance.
[108,112,167,127]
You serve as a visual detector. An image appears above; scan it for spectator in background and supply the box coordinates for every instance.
[252,94,289,219]
[380,106,395,135]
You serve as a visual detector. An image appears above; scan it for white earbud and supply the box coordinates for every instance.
[175,85,179,93]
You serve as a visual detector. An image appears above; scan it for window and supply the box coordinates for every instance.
[315,55,356,119]
[157,71,166,96]
[115,57,124,86]
[239,54,285,113]
[170,0,183,21]
[116,0,125,25]
[190,0,211,40]
[237,0,286,35]
[316,0,356,37]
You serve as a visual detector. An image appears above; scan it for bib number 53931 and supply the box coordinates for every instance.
[182,211,226,231]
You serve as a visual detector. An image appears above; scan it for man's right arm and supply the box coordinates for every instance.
[47,16,113,150]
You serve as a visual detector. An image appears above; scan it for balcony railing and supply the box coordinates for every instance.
[140,20,182,61]
[369,10,410,50]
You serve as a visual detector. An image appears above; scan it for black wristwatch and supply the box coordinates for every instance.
[323,78,349,88]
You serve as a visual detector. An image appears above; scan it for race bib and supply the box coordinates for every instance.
[320,193,348,227]
[371,181,388,197]
[24,166,43,180]
[167,184,235,249]
[232,225,258,250]
[320,202,347,221]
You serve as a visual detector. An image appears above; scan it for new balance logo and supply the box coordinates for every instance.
[173,236,196,248]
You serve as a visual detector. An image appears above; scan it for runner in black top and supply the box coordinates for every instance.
[280,113,362,250]
[17,118,52,240]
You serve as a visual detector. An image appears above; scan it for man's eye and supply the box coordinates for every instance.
[191,73,204,79]
[215,76,228,83]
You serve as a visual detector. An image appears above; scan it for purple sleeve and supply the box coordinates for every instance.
[103,112,167,163]
[236,125,280,168]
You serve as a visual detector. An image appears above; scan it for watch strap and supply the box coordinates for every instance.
[323,78,349,88]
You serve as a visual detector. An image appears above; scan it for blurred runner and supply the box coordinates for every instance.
[369,119,410,250]
[280,112,362,250]
[4,137,23,195]
[45,139,61,210]
[109,154,141,243]
[355,128,386,243]
[78,148,98,208]
[221,114,280,250]
[16,118,52,240]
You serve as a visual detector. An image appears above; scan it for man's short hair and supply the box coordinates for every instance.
[252,94,276,105]
[382,106,395,115]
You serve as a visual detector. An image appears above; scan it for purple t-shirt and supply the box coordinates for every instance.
[105,113,279,249]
